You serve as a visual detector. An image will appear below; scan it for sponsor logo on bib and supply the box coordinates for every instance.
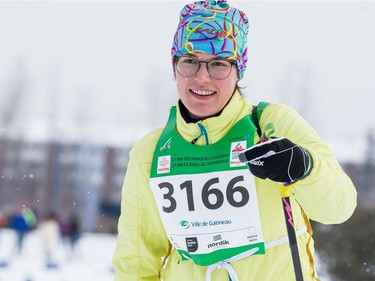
[179,220,190,229]
[230,141,247,167]
[186,237,199,252]
[157,155,171,174]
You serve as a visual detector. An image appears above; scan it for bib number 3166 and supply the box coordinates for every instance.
[157,175,250,213]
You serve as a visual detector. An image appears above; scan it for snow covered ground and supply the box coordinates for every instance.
[0,228,115,281]
[0,228,332,281]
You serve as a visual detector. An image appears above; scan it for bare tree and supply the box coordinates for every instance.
[0,61,29,209]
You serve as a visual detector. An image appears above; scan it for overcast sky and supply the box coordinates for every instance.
[0,1,374,161]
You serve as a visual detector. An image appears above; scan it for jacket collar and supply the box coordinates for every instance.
[176,91,251,145]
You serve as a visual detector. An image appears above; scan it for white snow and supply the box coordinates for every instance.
[0,228,332,281]
[0,228,115,281]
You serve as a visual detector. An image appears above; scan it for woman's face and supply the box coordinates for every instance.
[175,53,239,119]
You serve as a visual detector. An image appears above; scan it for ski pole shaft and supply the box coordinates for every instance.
[249,129,304,280]
[280,186,304,281]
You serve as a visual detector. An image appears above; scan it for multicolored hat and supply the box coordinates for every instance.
[171,0,249,79]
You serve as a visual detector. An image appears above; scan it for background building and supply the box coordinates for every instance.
[0,136,129,233]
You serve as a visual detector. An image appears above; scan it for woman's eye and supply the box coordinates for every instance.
[211,61,227,67]
[185,59,197,64]
[181,58,197,64]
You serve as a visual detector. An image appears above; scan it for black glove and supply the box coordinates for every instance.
[238,137,313,183]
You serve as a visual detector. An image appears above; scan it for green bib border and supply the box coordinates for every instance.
[151,106,261,177]
[178,242,266,266]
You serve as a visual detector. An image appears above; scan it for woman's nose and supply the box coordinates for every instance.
[194,63,211,82]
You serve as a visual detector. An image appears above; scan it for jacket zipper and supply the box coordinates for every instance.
[191,122,209,145]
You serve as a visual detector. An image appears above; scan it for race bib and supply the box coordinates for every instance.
[150,107,265,266]
[150,169,264,266]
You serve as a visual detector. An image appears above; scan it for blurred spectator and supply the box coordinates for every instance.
[39,211,60,268]
[22,208,37,230]
[0,210,6,229]
[0,210,7,267]
[10,207,37,255]
[60,214,81,258]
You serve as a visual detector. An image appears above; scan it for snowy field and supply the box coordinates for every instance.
[0,229,115,281]
[0,228,332,281]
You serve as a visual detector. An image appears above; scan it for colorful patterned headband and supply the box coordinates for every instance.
[171,0,249,79]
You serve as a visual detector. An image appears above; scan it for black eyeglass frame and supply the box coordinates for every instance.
[174,56,236,80]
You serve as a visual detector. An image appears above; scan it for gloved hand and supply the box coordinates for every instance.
[238,137,313,183]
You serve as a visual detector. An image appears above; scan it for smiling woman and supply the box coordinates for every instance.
[170,0,248,120]
[175,53,239,119]
[112,1,357,281]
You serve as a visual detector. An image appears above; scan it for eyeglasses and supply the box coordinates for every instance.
[175,56,236,80]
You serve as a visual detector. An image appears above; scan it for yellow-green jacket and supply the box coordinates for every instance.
[112,92,357,281]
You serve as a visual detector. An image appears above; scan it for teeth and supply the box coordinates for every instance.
[192,90,215,96]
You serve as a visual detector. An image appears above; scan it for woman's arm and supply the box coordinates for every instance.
[112,131,171,280]
[261,103,357,224]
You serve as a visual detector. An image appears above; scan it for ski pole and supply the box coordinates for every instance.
[257,124,304,281]
[239,124,305,280]
[280,183,304,281]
